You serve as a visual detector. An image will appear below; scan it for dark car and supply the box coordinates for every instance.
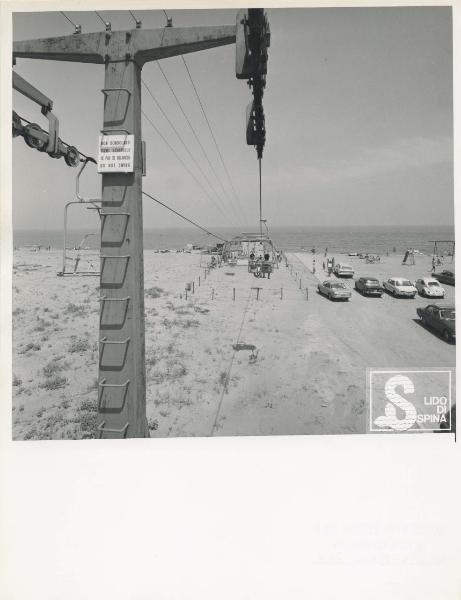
[433,270,455,286]
[355,277,383,297]
[416,304,456,342]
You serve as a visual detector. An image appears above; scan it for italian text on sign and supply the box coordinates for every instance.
[97,134,134,173]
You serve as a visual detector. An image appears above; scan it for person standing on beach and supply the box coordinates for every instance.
[263,253,271,279]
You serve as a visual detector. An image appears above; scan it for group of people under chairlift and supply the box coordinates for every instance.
[248,251,273,279]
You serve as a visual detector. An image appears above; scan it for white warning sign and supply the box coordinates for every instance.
[97,134,134,173]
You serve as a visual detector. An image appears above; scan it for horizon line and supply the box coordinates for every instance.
[13,224,455,231]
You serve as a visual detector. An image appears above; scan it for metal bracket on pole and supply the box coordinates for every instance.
[100,128,131,135]
[97,421,129,437]
[45,111,59,154]
[13,71,53,110]
[98,378,130,411]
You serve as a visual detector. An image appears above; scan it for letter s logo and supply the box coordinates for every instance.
[374,374,417,431]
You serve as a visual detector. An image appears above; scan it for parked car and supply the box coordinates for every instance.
[416,304,456,342]
[382,277,417,298]
[334,263,354,278]
[355,277,384,297]
[318,281,351,301]
[415,277,445,298]
[433,270,455,286]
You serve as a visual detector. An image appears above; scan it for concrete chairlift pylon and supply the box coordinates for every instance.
[13,10,270,438]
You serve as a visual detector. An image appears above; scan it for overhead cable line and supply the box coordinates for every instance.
[121,12,238,226]
[155,60,242,224]
[141,78,235,224]
[142,109,214,208]
[259,159,263,237]
[60,11,78,30]
[142,190,228,242]
[180,55,246,221]
[94,11,107,26]
[156,60,236,202]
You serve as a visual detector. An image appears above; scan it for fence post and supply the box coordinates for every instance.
[212,288,214,301]
[233,287,235,301]
[280,287,283,300]
[306,288,308,301]
[192,281,195,294]
[299,278,302,289]
[199,276,201,287]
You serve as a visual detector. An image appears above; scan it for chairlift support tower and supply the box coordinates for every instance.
[430,240,455,263]
[14,24,236,438]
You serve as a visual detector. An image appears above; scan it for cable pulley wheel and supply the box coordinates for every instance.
[24,123,47,151]
[64,146,80,167]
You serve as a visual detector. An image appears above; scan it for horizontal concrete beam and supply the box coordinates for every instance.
[13,25,236,64]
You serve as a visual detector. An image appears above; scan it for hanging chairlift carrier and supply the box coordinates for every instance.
[222,232,278,270]
[57,158,102,276]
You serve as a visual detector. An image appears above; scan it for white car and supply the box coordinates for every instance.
[415,277,445,298]
[334,263,354,278]
[382,277,417,298]
[317,280,352,301]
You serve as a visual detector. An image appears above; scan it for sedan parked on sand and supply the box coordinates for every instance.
[355,277,383,297]
[334,263,354,278]
[415,277,445,298]
[433,270,455,286]
[382,277,417,298]
[417,304,456,342]
[318,281,351,301]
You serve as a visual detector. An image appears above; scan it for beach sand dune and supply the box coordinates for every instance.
[11,248,455,439]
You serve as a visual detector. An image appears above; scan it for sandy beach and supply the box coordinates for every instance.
[12,248,455,440]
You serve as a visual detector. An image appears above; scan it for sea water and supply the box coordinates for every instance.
[13,225,454,256]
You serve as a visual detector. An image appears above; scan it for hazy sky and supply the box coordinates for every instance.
[11,6,453,230]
